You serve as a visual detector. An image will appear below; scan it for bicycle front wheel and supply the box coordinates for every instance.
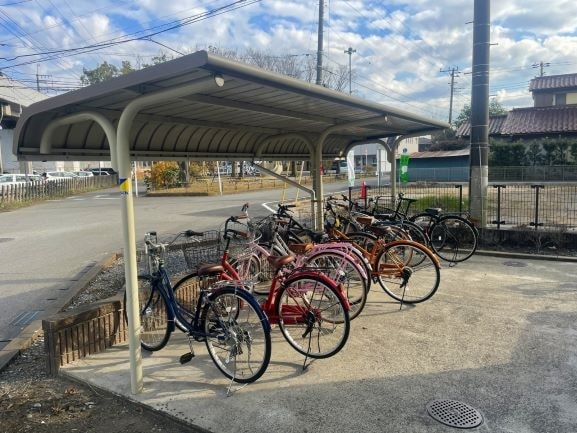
[123,275,171,351]
[430,216,478,262]
[304,251,368,320]
[276,274,350,359]
[376,241,440,304]
[202,286,271,383]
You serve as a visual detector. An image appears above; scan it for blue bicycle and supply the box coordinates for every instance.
[125,230,272,384]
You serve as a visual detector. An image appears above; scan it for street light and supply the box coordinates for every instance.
[344,47,356,95]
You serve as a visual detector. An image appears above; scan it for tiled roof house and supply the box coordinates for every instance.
[457,73,577,139]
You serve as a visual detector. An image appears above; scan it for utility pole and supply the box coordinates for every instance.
[469,0,490,227]
[440,66,460,124]
[316,0,324,86]
[532,61,550,77]
[344,47,356,95]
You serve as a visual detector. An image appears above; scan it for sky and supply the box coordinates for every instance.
[1,0,577,123]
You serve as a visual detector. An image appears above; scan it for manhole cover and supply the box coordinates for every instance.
[426,399,483,429]
[503,261,528,267]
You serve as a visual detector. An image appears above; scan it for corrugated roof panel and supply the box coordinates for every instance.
[13,50,448,162]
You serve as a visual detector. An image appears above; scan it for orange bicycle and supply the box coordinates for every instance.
[323,202,441,304]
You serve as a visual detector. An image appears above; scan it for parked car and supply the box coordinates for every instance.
[0,173,42,186]
[42,171,79,181]
[86,167,116,176]
[73,171,94,177]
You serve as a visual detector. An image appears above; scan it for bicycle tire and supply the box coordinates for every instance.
[431,216,478,262]
[347,231,379,256]
[366,222,411,243]
[304,251,368,320]
[202,285,271,383]
[276,273,350,359]
[395,220,429,247]
[123,275,172,351]
[375,240,440,304]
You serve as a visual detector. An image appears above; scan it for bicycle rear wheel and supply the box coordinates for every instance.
[431,216,478,262]
[276,274,350,359]
[202,286,271,383]
[172,272,217,332]
[304,251,368,320]
[376,241,440,304]
[124,275,171,351]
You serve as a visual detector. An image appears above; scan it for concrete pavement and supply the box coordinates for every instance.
[61,254,577,433]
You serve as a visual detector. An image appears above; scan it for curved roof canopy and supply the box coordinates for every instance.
[13,50,447,163]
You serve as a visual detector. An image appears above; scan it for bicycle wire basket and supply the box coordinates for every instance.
[179,229,222,271]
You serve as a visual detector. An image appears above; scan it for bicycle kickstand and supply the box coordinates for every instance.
[179,337,196,364]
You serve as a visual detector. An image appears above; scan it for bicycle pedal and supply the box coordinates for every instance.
[179,352,195,364]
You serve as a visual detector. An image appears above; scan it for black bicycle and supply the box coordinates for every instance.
[124,230,272,385]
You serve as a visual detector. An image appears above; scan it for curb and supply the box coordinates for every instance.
[475,249,577,263]
[0,253,120,373]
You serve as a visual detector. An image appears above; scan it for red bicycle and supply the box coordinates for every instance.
[172,215,351,362]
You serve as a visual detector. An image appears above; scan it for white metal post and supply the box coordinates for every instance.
[117,75,225,395]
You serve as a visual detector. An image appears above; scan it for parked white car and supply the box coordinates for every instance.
[0,173,42,185]
[73,171,94,177]
[42,171,79,181]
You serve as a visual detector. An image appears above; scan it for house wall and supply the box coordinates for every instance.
[395,155,470,182]
[567,93,577,105]
[0,129,98,174]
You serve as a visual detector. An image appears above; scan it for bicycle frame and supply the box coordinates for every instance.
[217,237,351,324]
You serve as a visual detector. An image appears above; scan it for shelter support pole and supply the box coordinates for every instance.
[117,75,225,395]
[387,133,429,204]
[39,112,118,171]
[313,116,389,229]
[312,146,322,229]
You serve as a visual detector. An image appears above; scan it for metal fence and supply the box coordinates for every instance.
[489,166,577,182]
[0,176,118,205]
[358,182,577,232]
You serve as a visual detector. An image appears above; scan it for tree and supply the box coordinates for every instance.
[428,128,469,151]
[524,140,544,166]
[489,139,526,166]
[453,98,508,129]
[80,61,122,85]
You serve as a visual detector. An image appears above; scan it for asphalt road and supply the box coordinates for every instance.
[0,181,353,348]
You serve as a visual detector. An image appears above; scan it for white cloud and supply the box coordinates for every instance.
[1,0,576,119]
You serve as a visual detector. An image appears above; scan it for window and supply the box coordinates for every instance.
[554,93,566,106]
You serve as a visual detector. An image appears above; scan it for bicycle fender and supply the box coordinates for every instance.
[384,240,441,267]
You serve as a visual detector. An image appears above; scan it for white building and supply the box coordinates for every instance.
[0,76,105,174]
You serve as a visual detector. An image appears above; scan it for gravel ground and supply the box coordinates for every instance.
[0,257,203,433]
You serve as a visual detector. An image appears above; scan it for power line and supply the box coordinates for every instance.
[0,0,262,68]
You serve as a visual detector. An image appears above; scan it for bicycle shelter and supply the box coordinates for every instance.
[12,50,448,394]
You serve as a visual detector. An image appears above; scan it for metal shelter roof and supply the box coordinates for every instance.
[13,50,448,162]
[12,50,449,396]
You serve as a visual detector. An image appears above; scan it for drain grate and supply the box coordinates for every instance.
[10,310,43,327]
[426,399,483,429]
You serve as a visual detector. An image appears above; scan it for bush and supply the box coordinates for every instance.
[149,161,180,189]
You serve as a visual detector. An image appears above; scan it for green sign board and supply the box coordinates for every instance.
[399,154,410,183]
